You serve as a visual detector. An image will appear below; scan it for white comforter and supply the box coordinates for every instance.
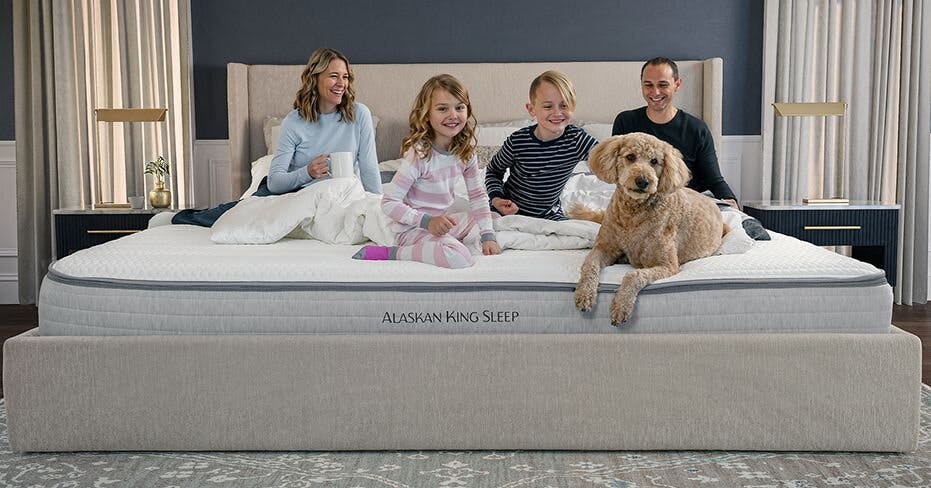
[209,176,754,254]
[211,179,395,246]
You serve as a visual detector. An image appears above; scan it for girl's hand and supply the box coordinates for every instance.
[306,154,330,179]
[492,197,518,215]
[482,240,501,256]
[427,215,457,236]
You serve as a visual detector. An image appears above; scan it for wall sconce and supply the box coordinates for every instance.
[772,101,848,203]
[93,108,167,208]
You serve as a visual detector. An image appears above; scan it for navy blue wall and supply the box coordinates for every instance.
[192,0,763,139]
[1,0,13,140]
[0,0,763,141]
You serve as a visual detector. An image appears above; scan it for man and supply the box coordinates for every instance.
[612,57,738,208]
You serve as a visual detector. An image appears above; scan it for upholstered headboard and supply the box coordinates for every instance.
[227,59,723,196]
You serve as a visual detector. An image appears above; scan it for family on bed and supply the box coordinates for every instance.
[169,48,760,321]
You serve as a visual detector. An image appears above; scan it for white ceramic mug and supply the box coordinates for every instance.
[328,152,355,179]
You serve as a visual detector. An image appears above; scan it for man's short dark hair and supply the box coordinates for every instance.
[641,57,679,80]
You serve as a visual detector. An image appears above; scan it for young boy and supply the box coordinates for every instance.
[484,70,598,220]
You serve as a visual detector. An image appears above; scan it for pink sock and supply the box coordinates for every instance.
[352,245,395,260]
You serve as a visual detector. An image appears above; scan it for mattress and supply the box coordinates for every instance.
[39,225,893,336]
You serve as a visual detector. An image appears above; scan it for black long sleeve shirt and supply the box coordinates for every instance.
[612,107,736,201]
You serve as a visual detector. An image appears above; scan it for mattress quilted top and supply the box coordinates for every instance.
[50,224,884,287]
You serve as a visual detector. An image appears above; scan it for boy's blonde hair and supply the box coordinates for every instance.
[293,47,356,123]
[400,74,477,163]
[529,70,577,111]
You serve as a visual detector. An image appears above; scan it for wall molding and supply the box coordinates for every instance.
[0,141,16,304]
[193,140,232,208]
[0,140,14,162]
[207,159,232,206]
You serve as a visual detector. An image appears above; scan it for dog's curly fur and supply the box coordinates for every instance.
[571,132,727,325]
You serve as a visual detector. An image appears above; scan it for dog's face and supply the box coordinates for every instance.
[588,133,690,200]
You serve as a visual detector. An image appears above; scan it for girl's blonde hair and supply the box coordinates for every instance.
[400,74,477,163]
[529,70,578,111]
[293,47,356,123]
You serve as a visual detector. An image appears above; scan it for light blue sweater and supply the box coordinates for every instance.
[268,102,382,194]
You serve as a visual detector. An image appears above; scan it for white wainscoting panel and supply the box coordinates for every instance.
[193,140,232,208]
[0,141,18,303]
[718,135,763,204]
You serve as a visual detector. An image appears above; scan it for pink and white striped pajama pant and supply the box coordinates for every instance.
[395,211,480,269]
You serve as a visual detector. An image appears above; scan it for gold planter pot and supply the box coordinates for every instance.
[149,180,172,208]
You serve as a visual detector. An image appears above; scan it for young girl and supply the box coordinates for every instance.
[353,74,500,268]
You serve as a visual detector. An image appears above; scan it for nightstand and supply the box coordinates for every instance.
[53,208,169,260]
[743,201,899,286]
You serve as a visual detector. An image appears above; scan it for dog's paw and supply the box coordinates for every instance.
[610,294,635,326]
[574,285,597,312]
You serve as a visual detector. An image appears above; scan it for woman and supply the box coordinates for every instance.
[171,47,382,227]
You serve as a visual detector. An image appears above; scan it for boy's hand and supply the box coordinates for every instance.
[482,240,501,256]
[722,198,739,209]
[492,197,519,215]
[427,215,457,236]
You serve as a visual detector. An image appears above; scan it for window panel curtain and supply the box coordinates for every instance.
[14,0,193,303]
[761,0,930,304]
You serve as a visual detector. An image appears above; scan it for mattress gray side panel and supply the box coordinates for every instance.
[38,277,893,336]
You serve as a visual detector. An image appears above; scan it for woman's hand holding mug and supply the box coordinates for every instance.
[307,154,330,179]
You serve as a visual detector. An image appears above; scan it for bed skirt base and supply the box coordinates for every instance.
[3,328,921,452]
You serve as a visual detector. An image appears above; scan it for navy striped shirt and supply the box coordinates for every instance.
[485,124,598,220]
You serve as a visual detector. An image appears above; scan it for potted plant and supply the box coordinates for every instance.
[145,156,172,208]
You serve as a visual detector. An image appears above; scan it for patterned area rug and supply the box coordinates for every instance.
[1,389,930,488]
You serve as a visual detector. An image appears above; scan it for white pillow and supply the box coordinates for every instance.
[572,161,591,174]
[263,117,283,154]
[240,155,273,199]
[265,114,381,154]
[475,119,534,147]
[582,123,614,142]
[378,158,405,172]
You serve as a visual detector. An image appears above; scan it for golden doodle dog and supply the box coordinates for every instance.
[572,132,727,325]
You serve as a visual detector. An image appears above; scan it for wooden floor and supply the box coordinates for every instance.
[0,303,929,398]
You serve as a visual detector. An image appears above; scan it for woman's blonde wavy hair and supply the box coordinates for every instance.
[293,48,356,123]
[400,74,477,163]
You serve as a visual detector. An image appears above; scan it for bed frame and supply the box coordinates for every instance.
[2,59,921,452]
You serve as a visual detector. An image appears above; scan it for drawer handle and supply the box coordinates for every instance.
[803,225,861,231]
[86,230,141,235]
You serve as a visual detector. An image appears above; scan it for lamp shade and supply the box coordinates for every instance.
[772,102,845,116]
[771,101,848,202]
[93,108,168,208]
[95,108,167,122]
